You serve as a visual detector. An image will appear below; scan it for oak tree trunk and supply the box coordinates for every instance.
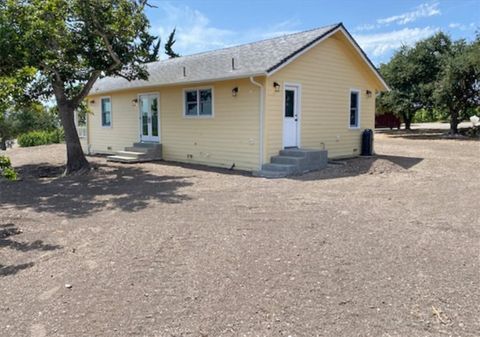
[403,114,412,130]
[450,110,459,134]
[58,104,90,174]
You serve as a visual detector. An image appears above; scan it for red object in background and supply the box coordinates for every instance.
[375,113,401,129]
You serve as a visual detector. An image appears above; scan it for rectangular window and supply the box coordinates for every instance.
[184,88,213,117]
[101,97,111,127]
[349,91,359,128]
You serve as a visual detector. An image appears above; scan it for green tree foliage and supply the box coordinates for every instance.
[378,33,452,130]
[0,155,17,181]
[0,0,160,174]
[0,68,37,149]
[0,103,60,150]
[165,28,180,58]
[433,36,480,133]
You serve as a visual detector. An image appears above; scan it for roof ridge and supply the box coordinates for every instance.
[154,22,341,65]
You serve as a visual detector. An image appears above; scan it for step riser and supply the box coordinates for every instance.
[124,147,150,154]
[252,170,288,178]
[261,163,297,174]
[271,156,306,166]
[125,147,162,156]
[279,149,306,157]
[133,142,162,149]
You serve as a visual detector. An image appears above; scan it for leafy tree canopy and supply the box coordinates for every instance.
[0,0,160,173]
[433,36,480,133]
[378,32,452,129]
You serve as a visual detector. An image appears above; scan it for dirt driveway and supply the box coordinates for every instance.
[1,131,479,337]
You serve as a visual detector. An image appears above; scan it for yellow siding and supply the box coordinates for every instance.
[264,31,383,162]
[87,78,262,171]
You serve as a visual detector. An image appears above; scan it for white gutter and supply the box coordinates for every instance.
[249,76,265,170]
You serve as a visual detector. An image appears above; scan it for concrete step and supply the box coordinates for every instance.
[106,155,141,163]
[252,170,288,178]
[261,163,297,174]
[258,148,329,178]
[116,150,145,158]
[279,149,308,157]
[125,146,150,154]
[271,155,306,166]
[133,142,161,148]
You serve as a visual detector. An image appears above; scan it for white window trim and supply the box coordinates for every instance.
[182,87,215,118]
[100,96,112,128]
[348,89,361,129]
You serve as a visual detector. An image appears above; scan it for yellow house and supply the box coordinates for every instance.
[85,23,389,177]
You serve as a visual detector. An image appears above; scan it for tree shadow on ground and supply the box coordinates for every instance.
[0,223,62,277]
[293,154,423,181]
[0,163,193,218]
[376,128,478,141]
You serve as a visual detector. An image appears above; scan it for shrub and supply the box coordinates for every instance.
[0,155,17,181]
[17,129,64,147]
[48,128,64,143]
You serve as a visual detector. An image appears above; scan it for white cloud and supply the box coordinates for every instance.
[152,3,301,57]
[355,27,439,57]
[355,23,377,32]
[377,2,441,26]
[448,22,477,31]
[354,2,441,32]
[153,3,235,56]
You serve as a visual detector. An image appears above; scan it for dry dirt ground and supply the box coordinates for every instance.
[1,130,479,337]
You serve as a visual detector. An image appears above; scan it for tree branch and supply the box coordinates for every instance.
[72,70,101,107]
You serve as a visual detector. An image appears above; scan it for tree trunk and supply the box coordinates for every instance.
[450,110,459,134]
[58,104,90,175]
[403,114,412,130]
[0,138,6,151]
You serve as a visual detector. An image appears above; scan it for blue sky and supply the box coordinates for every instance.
[145,0,479,65]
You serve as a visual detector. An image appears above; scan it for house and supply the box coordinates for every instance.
[85,23,389,176]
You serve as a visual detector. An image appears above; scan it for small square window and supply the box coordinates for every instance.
[184,88,213,117]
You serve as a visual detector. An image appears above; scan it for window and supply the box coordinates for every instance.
[184,88,213,117]
[101,97,112,127]
[349,90,360,128]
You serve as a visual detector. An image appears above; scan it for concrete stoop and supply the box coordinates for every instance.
[253,148,328,178]
[107,142,162,163]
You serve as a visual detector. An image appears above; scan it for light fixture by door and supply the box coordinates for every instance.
[132,98,138,106]
[232,87,239,97]
[273,82,281,92]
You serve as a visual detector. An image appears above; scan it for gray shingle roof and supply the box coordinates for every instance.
[90,23,342,95]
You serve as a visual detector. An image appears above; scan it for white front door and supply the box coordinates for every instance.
[283,85,299,148]
[139,94,160,142]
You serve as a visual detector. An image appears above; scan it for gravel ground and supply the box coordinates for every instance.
[1,131,479,337]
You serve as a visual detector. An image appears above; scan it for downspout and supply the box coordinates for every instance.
[249,76,265,170]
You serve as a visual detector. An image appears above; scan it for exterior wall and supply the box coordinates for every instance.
[264,31,385,162]
[87,77,262,171]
